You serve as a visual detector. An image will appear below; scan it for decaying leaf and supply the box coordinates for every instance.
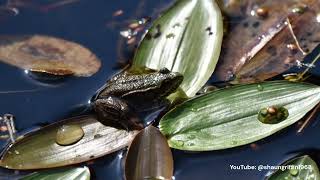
[160,81,320,151]
[0,115,138,170]
[215,0,320,83]
[0,35,101,77]
[125,126,173,180]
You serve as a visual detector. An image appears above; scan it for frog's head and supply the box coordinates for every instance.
[157,68,183,97]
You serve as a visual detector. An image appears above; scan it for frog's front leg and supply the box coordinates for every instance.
[93,96,143,130]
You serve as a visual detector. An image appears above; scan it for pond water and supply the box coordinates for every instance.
[0,0,319,179]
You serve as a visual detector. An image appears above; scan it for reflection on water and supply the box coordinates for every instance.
[0,0,319,179]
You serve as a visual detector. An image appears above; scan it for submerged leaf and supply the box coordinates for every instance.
[215,0,320,83]
[131,0,223,97]
[0,35,101,77]
[267,155,320,180]
[20,166,90,180]
[0,115,138,170]
[160,81,320,151]
[125,126,173,180]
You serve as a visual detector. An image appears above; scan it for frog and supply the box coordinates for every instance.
[93,67,183,130]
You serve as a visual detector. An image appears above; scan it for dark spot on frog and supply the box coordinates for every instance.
[90,155,95,159]
[266,46,277,56]
[252,21,260,28]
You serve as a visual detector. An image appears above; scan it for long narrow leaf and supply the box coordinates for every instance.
[131,0,223,97]
[0,115,138,169]
[160,81,320,151]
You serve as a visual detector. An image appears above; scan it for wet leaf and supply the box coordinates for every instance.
[159,81,320,151]
[267,155,320,180]
[131,0,223,97]
[215,0,320,83]
[0,35,101,77]
[0,115,138,170]
[20,166,90,180]
[125,126,173,180]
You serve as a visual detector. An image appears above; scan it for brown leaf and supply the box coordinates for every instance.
[0,35,101,77]
[125,126,174,180]
[215,0,320,83]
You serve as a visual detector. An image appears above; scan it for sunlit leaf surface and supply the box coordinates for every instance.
[131,0,223,97]
[160,81,320,151]
[0,35,101,77]
[20,166,90,180]
[0,115,138,170]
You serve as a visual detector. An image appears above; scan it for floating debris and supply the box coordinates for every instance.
[55,125,84,146]
[112,9,123,17]
[0,114,17,143]
[0,35,101,77]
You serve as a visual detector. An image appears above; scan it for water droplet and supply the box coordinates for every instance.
[257,84,264,91]
[291,5,306,14]
[256,7,268,18]
[56,125,84,146]
[287,43,298,54]
[191,108,198,112]
[317,13,320,23]
[258,106,289,124]
[290,169,299,176]
[175,140,184,147]
[188,134,196,140]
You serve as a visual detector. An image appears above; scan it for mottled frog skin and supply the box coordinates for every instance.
[93,68,183,130]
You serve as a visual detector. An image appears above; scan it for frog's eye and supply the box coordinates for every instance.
[159,68,170,74]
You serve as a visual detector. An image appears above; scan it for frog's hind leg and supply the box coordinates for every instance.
[93,96,143,130]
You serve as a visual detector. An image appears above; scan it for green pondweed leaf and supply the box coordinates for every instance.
[267,155,320,180]
[160,81,320,151]
[131,0,223,97]
[20,166,90,180]
[0,115,138,170]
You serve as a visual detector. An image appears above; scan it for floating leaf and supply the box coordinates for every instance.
[267,155,320,180]
[215,0,320,83]
[0,115,138,170]
[0,35,101,77]
[131,0,223,97]
[125,126,173,180]
[159,81,320,151]
[20,166,90,180]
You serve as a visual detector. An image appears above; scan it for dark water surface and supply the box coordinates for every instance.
[0,0,319,180]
